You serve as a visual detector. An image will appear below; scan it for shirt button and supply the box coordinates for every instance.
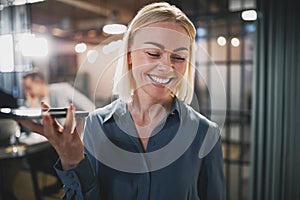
[72,181,79,188]
[67,172,74,179]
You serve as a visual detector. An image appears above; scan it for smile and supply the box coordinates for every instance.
[148,74,173,84]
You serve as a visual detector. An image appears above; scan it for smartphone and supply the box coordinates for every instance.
[0,107,89,119]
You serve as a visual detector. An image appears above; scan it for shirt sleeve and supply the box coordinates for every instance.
[198,136,226,200]
[54,155,101,200]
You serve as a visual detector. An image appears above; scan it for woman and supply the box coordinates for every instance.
[19,2,226,199]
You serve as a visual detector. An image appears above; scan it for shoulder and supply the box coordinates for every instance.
[86,99,121,124]
[179,101,219,130]
[179,102,222,158]
[177,101,221,145]
[50,82,74,89]
[83,100,122,141]
[49,82,72,91]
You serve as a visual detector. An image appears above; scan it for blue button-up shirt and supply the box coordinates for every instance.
[55,98,226,200]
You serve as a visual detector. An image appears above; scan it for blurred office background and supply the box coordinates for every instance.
[0,0,299,199]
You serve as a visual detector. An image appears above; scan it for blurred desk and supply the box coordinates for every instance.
[0,141,51,160]
[0,135,54,200]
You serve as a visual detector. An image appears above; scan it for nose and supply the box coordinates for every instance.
[157,52,174,71]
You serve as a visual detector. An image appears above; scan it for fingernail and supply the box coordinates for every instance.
[70,104,74,111]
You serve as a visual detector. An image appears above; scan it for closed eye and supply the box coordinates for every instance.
[146,51,161,58]
[171,54,186,62]
[144,49,187,63]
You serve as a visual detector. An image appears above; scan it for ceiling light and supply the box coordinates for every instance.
[217,36,227,46]
[231,37,240,47]
[102,24,127,35]
[241,10,257,21]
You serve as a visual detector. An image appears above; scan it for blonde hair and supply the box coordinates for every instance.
[113,2,196,104]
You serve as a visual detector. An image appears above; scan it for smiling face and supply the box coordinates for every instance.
[128,22,191,102]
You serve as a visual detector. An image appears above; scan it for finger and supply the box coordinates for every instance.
[41,101,50,110]
[52,118,64,132]
[63,104,75,134]
[16,119,44,135]
[73,127,81,139]
[42,113,57,138]
[41,102,63,131]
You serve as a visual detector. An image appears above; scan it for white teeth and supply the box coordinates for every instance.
[148,75,171,84]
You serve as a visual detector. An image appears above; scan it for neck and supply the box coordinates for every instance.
[128,92,173,126]
[128,91,174,150]
[131,91,173,111]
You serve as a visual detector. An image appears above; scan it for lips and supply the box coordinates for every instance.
[148,74,173,84]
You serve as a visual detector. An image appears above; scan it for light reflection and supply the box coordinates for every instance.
[0,108,12,114]
[102,40,123,54]
[14,108,42,117]
[10,0,44,6]
[87,50,99,63]
[75,43,87,53]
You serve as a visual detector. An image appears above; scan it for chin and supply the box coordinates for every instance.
[147,88,173,101]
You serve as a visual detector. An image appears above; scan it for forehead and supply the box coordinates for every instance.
[131,27,191,51]
[23,77,32,83]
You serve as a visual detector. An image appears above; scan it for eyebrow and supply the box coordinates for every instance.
[144,42,189,52]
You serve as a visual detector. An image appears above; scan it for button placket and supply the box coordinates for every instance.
[150,140,156,146]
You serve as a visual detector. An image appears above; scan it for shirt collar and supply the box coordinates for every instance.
[103,97,182,124]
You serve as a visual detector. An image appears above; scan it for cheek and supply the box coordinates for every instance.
[32,86,39,93]
[174,63,187,76]
[130,55,144,78]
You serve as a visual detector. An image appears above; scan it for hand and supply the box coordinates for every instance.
[25,91,40,108]
[17,102,85,170]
